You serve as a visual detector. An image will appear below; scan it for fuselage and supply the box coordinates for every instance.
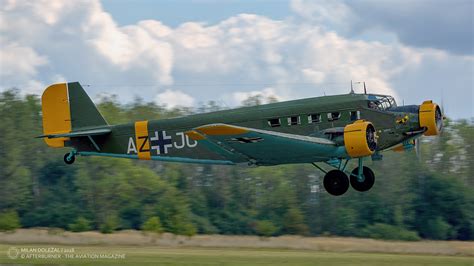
[69,93,421,165]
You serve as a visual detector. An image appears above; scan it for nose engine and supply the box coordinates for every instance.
[419,100,443,136]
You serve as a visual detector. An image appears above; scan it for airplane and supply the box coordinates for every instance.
[38,82,443,196]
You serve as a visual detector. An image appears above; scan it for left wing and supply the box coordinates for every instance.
[186,123,345,165]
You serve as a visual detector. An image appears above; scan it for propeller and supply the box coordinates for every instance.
[414,138,421,161]
[440,89,447,123]
[435,106,443,133]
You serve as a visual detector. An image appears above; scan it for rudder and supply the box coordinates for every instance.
[41,82,108,147]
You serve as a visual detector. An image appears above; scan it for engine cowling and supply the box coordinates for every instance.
[419,100,442,136]
[344,120,377,158]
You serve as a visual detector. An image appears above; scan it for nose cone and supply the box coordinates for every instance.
[419,100,443,136]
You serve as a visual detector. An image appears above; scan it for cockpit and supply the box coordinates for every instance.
[367,94,397,110]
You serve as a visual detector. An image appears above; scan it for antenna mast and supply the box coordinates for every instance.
[350,80,354,94]
[363,82,367,94]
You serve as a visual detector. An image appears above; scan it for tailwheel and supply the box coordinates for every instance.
[350,166,375,192]
[323,170,349,196]
[64,152,76,165]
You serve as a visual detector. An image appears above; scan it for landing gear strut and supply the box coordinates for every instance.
[350,166,375,192]
[312,157,376,196]
[64,150,76,165]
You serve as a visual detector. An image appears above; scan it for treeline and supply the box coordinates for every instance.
[0,90,473,240]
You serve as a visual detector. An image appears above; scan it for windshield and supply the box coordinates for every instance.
[367,94,397,110]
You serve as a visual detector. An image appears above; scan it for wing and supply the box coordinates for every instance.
[186,123,344,165]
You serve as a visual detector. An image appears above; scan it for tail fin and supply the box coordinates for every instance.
[41,82,108,147]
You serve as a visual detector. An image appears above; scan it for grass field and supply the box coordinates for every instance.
[0,244,473,266]
[0,230,473,265]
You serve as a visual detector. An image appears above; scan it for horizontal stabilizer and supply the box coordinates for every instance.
[37,128,111,139]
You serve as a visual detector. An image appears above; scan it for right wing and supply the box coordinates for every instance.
[186,124,344,165]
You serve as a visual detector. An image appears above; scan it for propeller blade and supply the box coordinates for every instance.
[415,138,421,161]
[441,89,447,121]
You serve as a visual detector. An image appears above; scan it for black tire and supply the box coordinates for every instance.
[350,166,375,192]
[323,170,349,196]
[64,153,75,165]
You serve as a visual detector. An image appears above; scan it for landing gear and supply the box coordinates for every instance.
[323,170,349,196]
[64,152,76,165]
[350,166,375,192]
[312,157,376,196]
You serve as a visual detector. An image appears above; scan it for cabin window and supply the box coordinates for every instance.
[287,116,300,126]
[308,114,321,123]
[350,111,360,121]
[327,112,341,121]
[268,118,281,127]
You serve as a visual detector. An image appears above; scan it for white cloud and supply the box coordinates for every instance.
[290,0,355,33]
[0,0,415,100]
[166,14,425,103]
[21,80,46,95]
[0,0,173,92]
[231,88,284,106]
[84,2,174,84]
[0,42,48,94]
[0,43,48,78]
[302,68,325,84]
[155,89,195,109]
[290,0,474,55]
[0,0,471,118]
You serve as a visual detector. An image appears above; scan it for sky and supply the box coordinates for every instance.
[0,0,473,118]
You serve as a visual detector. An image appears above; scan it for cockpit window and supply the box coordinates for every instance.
[367,95,397,110]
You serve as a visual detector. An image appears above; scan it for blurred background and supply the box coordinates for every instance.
[0,91,472,241]
[0,0,473,246]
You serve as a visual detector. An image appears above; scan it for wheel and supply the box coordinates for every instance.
[350,166,375,192]
[64,153,75,164]
[323,170,349,196]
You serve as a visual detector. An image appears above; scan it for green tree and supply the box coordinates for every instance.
[0,210,21,231]
[255,220,278,237]
[173,220,197,237]
[241,95,263,107]
[69,217,92,232]
[411,172,473,240]
[100,215,119,234]
[361,223,420,241]
[423,217,453,240]
[0,91,34,212]
[141,216,163,234]
[282,207,309,235]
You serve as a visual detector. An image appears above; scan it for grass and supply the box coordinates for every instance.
[0,244,473,266]
[0,229,473,265]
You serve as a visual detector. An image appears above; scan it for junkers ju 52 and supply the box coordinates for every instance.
[38,82,443,196]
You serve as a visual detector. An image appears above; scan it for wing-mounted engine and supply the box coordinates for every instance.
[419,100,443,136]
[343,120,377,158]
